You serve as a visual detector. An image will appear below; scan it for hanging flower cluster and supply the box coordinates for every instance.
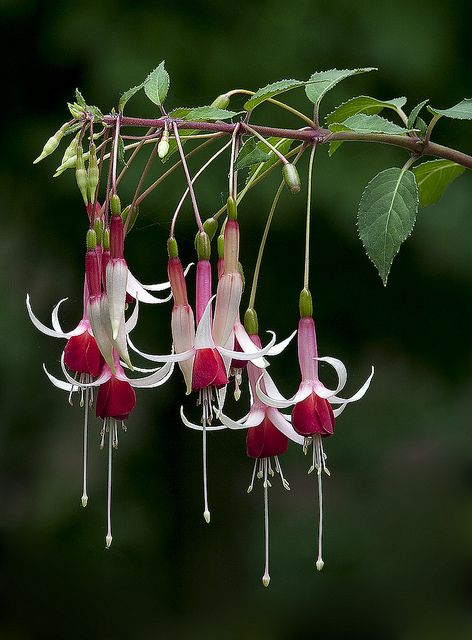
[28,64,377,586]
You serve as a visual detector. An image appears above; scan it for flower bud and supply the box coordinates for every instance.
[227,196,238,220]
[217,234,225,259]
[103,228,110,251]
[158,128,170,159]
[110,194,121,217]
[33,123,68,164]
[87,143,99,202]
[68,102,84,119]
[60,133,79,166]
[299,288,313,318]
[121,204,138,234]
[75,146,89,204]
[211,94,230,110]
[196,231,211,260]
[203,217,218,240]
[86,229,97,250]
[167,237,179,258]
[94,218,103,245]
[244,308,259,336]
[282,163,301,194]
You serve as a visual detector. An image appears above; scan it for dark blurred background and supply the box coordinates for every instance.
[1,0,472,638]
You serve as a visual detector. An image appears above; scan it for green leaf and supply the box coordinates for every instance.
[428,98,472,120]
[407,99,429,129]
[415,117,427,137]
[326,95,406,126]
[247,138,293,181]
[119,82,145,113]
[160,109,195,163]
[244,79,304,111]
[331,113,409,135]
[169,107,192,119]
[75,89,86,108]
[144,61,170,107]
[88,105,103,119]
[358,167,419,285]
[183,106,241,121]
[412,159,465,207]
[234,137,270,170]
[305,68,377,111]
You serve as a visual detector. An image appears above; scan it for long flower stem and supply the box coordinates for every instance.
[241,123,289,164]
[224,89,316,127]
[172,122,203,231]
[248,146,306,309]
[304,143,317,290]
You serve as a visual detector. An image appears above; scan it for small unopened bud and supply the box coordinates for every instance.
[122,204,139,234]
[110,194,121,217]
[282,163,301,194]
[211,93,230,110]
[103,228,110,251]
[34,123,68,164]
[203,217,218,240]
[68,102,84,119]
[94,219,103,245]
[196,231,211,260]
[75,146,89,204]
[217,234,225,259]
[244,308,258,335]
[86,229,97,250]
[167,237,179,258]
[158,128,170,159]
[227,196,238,220]
[87,143,99,202]
[299,288,313,318]
[60,134,79,166]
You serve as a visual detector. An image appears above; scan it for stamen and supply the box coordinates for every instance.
[247,459,258,493]
[99,422,106,450]
[274,456,290,491]
[234,369,242,401]
[106,421,113,548]
[202,417,210,524]
[262,458,270,587]
[81,388,89,507]
[314,435,324,571]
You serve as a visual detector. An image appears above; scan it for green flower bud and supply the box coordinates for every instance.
[110,194,121,217]
[282,163,301,194]
[167,237,179,258]
[122,204,139,234]
[94,218,103,245]
[217,234,225,259]
[87,143,99,202]
[244,308,259,336]
[75,146,89,204]
[68,102,84,119]
[33,123,69,164]
[203,217,218,241]
[103,228,110,251]
[86,229,97,250]
[299,288,313,318]
[227,196,238,220]
[60,133,79,166]
[210,94,230,110]
[196,231,211,260]
[158,128,170,159]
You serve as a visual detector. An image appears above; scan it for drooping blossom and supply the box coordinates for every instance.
[256,289,374,570]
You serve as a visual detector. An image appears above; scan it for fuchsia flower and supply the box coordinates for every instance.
[256,291,374,570]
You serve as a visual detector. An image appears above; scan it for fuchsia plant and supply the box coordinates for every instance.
[30,61,472,585]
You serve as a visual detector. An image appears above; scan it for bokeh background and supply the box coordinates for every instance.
[1,0,472,638]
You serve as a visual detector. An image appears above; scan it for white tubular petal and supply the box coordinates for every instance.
[121,362,160,373]
[333,404,347,418]
[212,273,243,347]
[51,298,68,333]
[60,352,111,387]
[128,262,193,293]
[125,298,139,334]
[180,406,226,431]
[329,366,375,405]
[218,331,275,361]
[26,295,81,339]
[255,375,310,409]
[88,297,114,370]
[43,363,75,391]
[266,329,297,356]
[106,260,128,339]
[267,407,305,445]
[127,271,173,303]
[113,316,133,370]
[194,296,216,349]
[127,334,195,362]
[312,356,348,399]
[125,361,174,388]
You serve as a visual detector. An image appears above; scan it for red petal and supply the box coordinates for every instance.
[246,415,288,459]
[85,334,103,377]
[292,391,335,437]
[192,348,219,391]
[96,377,136,420]
[230,338,248,370]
